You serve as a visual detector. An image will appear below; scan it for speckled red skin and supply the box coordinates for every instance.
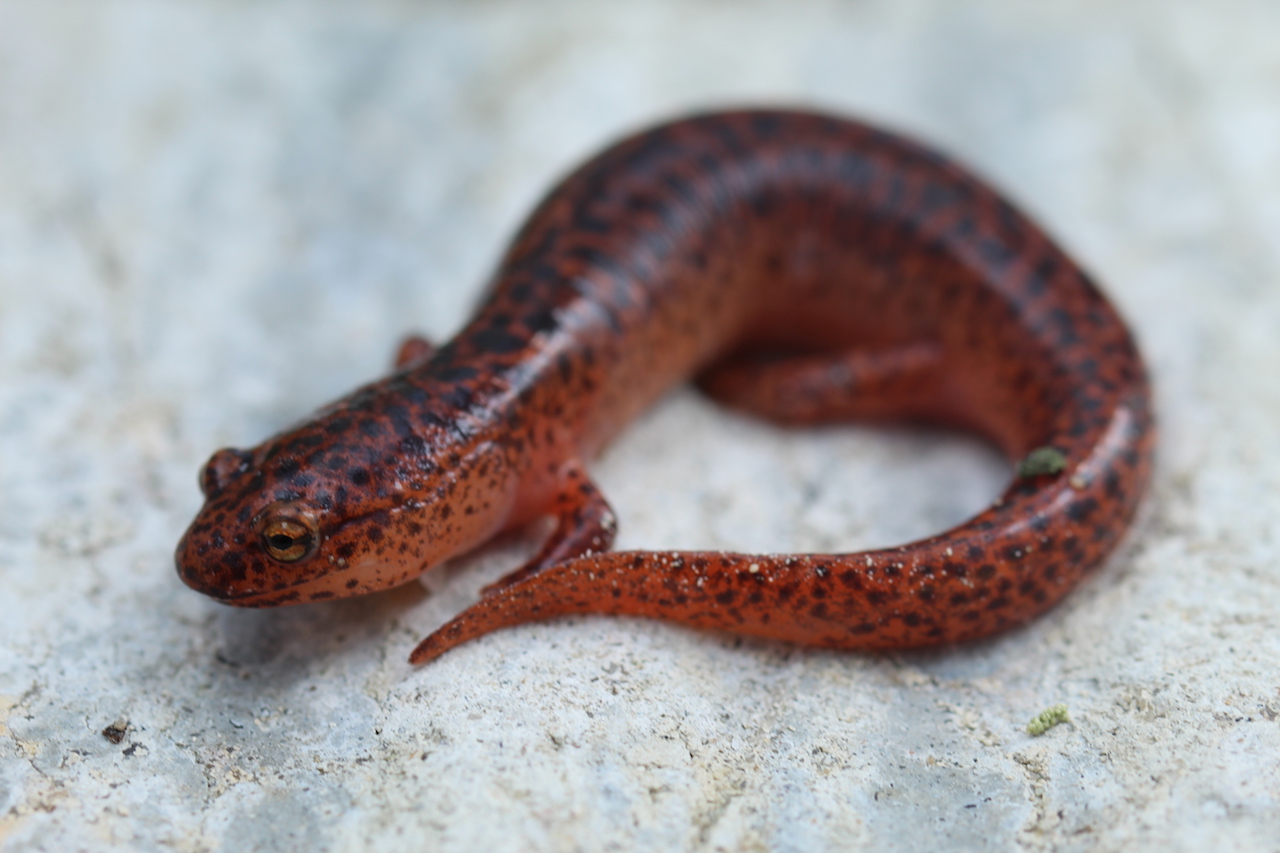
[174,110,1154,665]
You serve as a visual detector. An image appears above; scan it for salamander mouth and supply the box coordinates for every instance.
[209,588,307,608]
[195,574,338,608]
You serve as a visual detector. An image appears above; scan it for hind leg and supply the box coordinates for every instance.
[696,342,946,425]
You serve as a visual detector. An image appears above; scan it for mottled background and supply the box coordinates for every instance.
[1,1,1278,850]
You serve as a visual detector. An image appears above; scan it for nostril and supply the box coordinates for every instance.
[201,448,253,498]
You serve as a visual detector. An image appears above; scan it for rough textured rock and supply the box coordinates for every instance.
[1,1,1277,850]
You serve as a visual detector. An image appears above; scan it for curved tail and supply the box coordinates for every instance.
[412,387,1152,665]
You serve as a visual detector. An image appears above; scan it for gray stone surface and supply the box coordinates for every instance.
[1,1,1278,850]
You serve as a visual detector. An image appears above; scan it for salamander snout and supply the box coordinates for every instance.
[175,497,328,606]
[201,447,254,498]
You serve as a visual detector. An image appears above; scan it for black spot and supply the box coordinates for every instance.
[274,458,300,479]
[441,385,476,412]
[525,307,559,335]
[437,366,479,382]
[221,552,246,581]
[1067,497,1099,523]
[386,404,415,438]
[977,237,1013,270]
[751,114,783,137]
[1104,470,1123,499]
[399,435,429,458]
[471,328,526,354]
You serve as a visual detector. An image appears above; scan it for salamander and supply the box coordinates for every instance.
[175,110,1154,665]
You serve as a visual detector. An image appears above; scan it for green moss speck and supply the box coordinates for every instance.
[1026,703,1070,736]
[1018,447,1068,478]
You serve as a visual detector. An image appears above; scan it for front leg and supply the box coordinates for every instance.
[480,459,617,596]
[393,334,436,370]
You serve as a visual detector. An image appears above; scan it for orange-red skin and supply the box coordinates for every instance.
[175,110,1154,665]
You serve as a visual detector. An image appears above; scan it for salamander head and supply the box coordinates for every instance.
[174,393,508,607]
[176,442,377,606]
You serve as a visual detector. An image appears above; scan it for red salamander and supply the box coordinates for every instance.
[175,110,1154,664]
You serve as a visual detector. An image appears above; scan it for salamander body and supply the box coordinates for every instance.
[175,110,1154,664]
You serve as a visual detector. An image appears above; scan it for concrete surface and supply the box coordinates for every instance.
[1,1,1278,850]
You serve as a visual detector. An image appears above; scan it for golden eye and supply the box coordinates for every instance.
[260,516,318,563]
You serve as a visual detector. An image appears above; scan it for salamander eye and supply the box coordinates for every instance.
[201,447,253,498]
[258,511,319,563]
